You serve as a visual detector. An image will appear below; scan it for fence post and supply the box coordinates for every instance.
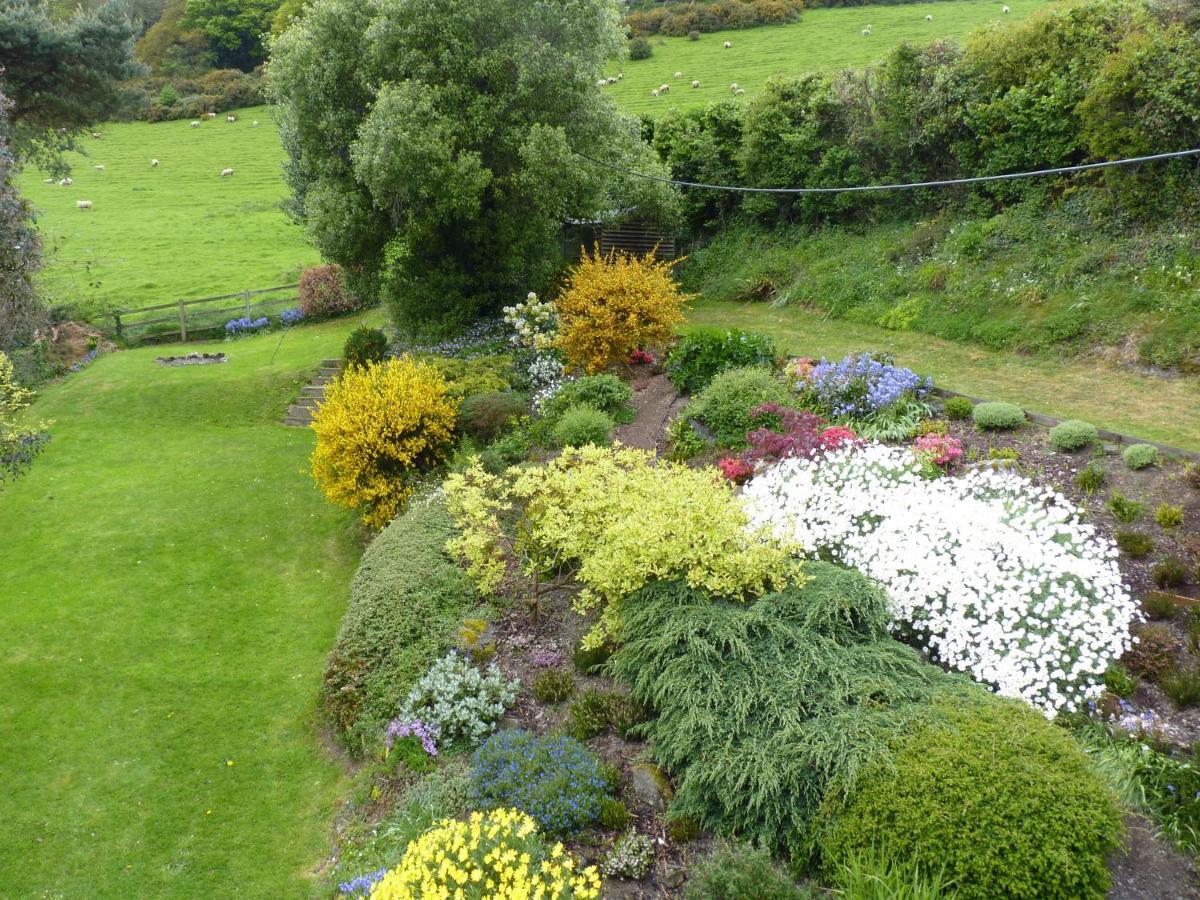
[178,300,188,342]
[243,289,251,316]
[112,313,123,340]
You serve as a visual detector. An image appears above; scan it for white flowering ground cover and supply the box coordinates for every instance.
[742,444,1139,714]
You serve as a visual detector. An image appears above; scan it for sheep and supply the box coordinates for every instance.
[862,27,871,36]
[691,79,700,88]
[220,167,234,177]
[734,88,745,96]
[925,13,933,20]
[251,120,259,126]
[597,78,607,87]
[43,177,54,184]
[1003,4,1009,11]
[190,120,201,127]
[607,76,618,84]
[659,83,670,93]
[674,71,683,79]
[58,177,73,186]
[723,40,732,48]
[94,164,105,171]
[617,73,624,80]
[207,111,217,118]
[730,82,739,91]
[151,159,159,168]
[226,114,237,123]
[651,89,660,97]
[76,200,92,210]
[91,132,102,139]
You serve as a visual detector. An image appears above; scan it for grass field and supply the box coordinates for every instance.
[19,105,318,320]
[0,314,380,897]
[689,299,1200,452]
[602,0,1050,115]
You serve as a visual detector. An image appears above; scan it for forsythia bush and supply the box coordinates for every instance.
[444,445,797,646]
[311,357,458,528]
[369,808,602,899]
[555,248,691,373]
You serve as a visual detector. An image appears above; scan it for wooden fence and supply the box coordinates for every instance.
[112,283,300,344]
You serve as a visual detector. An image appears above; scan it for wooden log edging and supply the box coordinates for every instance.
[929,386,1200,462]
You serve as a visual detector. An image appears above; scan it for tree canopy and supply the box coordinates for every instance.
[269,0,677,334]
[180,0,277,70]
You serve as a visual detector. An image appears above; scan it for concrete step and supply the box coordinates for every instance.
[320,358,342,368]
[285,405,314,424]
[311,374,337,386]
[318,366,341,376]
[291,395,320,409]
[300,385,326,398]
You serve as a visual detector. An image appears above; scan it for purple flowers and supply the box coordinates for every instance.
[799,353,930,419]
[530,648,564,668]
[337,867,387,897]
[224,316,270,335]
[385,718,439,756]
[280,306,304,326]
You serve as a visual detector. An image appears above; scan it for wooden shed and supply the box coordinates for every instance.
[561,216,676,262]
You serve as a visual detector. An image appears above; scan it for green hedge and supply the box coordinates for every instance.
[322,495,479,751]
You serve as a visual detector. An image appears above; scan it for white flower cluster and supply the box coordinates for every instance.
[502,292,558,353]
[399,651,519,745]
[741,443,1138,715]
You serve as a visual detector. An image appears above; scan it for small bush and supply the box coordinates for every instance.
[665,328,777,393]
[1108,490,1144,524]
[556,247,691,373]
[1116,530,1154,558]
[1153,557,1190,589]
[599,796,632,830]
[683,843,810,900]
[1156,503,1184,529]
[972,400,1025,431]
[628,35,653,59]
[1124,624,1179,681]
[426,355,513,401]
[987,446,1020,461]
[687,28,700,40]
[459,392,527,444]
[665,814,701,843]
[531,668,575,704]
[540,375,635,423]
[1124,444,1159,470]
[343,326,389,369]
[687,366,792,448]
[605,693,649,739]
[819,694,1124,900]
[914,418,949,437]
[568,689,611,741]
[479,428,533,474]
[1163,666,1200,707]
[1075,463,1107,494]
[552,404,614,448]
[1103,663,1139,699]
[942,396,974,420]
[1186,463,1200,489]
[311,358,458,527]
[1143,592,1179,620]
[601,829,653,879]
[471,730,609,836]
[1050,419,1099,452]
[298,263,357,318]
[399,652,518,746]
[666,415,709,461]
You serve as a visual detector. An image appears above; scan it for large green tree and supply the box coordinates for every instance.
[180,0,278,70]
[269,0,676,333]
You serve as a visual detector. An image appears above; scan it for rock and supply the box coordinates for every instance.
[498,715,523,731]
[661,865,686,889]
[630,763,673,814]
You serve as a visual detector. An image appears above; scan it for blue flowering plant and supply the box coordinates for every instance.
[280,306,305,326]
[471,730,610,836]
[796,352,932,441]
[224,316,270,336]
[337,867,388,897]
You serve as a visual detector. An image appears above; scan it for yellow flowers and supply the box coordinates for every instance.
[310,357,458,528]
[369,808,601,899]
[555,247,691,374]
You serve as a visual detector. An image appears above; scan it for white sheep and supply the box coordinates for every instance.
[251,120,259,126]
[730,82,739,91]
[151,159,159,167]
[674,71,683,79]
[925,13,933,20]
[651,89,659,97]
[723,40,732,48]
[91,132,102,139]
[691,79,700,88]
[76,200,92,210]
[734,88,745,96]
[58,177,73,186]
[226,114,237,123]
[862,25,872,35]
[659,83,670,93]
[607,76,618,84]
[220,167,234,177]
[597,78,607,87]
[190,120,201,127]
[94,164,105,171]
[207,112,217,118]
[43,177,54,184]
[1003,4,1009,11]
[617,73,624,80]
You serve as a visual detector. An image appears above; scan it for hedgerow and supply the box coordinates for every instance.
[322,496,479,749]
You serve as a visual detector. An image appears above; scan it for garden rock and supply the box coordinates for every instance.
[630,763,672,814]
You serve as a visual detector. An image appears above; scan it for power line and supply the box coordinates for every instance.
[575,147,1200,195]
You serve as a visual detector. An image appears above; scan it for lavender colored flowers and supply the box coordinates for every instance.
[385,718,439,756]
[799,353,930,419]
[530,648,564,668]
[337,867,387,897]
[224,316,270,335]
[280,306,304,326]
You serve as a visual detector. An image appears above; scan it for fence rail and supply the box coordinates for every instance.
[112,283,300,344]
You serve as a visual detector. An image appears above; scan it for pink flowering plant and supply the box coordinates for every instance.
[913,434,964,476]
[717,457,754,484]
[629,349,654,366]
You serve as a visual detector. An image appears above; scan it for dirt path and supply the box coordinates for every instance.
[614,372,686,453]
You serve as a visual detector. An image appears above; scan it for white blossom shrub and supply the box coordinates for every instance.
[399,651,519,746]
[742,444,1138,714]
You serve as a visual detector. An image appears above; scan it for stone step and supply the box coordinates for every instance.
[318,366,341,375]
[285,405,314,424]
[300,385,326,398]
[320,358,342,368]
[311,374,337,386]
[291,395,320,409]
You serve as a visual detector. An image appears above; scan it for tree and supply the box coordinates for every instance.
[0,1,142,171]
[269,0,677,335]
[0,349,49,485]
[180,0,278,70]
[0,90,43,352]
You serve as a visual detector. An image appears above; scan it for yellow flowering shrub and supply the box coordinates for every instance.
[444,445,799,646]
[555,247,691,373]
[369,808,602,899]
[311,357,458,528]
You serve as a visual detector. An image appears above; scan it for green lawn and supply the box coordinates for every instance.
[689,298,1200,452]
[603,0,1051,116]
[19,105,318,320]
[0,314,380,897]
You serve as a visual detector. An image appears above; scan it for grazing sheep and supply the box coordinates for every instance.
[734,88,745,96]
[190,120,200,127]
[659,83,670,93]
[94,164,105,171]
[207,112,217,118]
[617,73,624,80]
[597,78,607,87]
[730,82,739,91]
[1003,4,1010,11]
[674,71,683,79]
[76,200,92,210]
[43,177,54,184]
[220,167,234,177]
[862,27,871,35]
[607,76,617,84]
[691,79,700,88]
[651,89,659,97]
[58,177,73,186]
[251,120,259,126]
[925,13,933,20]
[723,40,732,48]
[91,132,101,139]
[151,159,159,167]
[226,114,237,123]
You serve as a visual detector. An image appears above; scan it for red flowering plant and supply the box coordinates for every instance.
[717,456,754,484]
[913,433,964,477]
[743,403,859,466]
[630,349,654,366]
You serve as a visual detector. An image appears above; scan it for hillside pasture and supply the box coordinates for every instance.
[603,0,1050,115]
[19,105,318,321]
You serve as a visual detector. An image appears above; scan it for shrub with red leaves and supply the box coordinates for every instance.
[630,349,654,366]
[743,403,858,466]
[299,264,358,318]
[717,456,754,484]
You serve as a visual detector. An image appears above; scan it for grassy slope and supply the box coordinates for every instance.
[0,314,380,898]
[603,0,1049,115]
[688,298,1200,451]
[19,105,319,319]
